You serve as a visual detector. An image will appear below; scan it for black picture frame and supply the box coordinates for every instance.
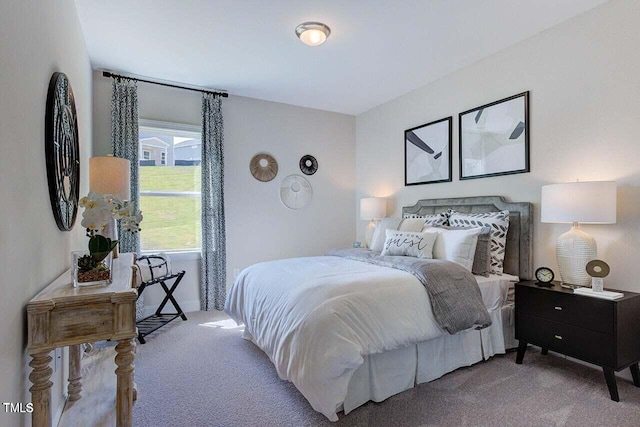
[404,116,452,186]
[459,91,530,180]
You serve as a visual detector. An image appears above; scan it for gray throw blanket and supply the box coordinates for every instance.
[326,248,491,334]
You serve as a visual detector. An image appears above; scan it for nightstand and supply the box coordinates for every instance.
[515,280,640,401]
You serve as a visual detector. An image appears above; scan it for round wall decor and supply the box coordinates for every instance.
[45,72,80,231]
[299,154,318,175]
[280,174,312,210]
[250,153,278,182]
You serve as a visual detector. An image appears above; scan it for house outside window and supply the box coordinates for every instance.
[138,120,202,252]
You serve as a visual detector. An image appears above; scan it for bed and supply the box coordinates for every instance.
[225,196,532,421]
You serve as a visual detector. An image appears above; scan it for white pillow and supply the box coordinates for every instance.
[370,218,402,252]
[424,226,482,271]
[381,230,438,258]
[398,218,425,232]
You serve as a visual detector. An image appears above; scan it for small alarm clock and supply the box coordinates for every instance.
[535,267,555,287]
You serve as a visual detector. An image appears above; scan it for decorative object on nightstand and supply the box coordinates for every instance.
[515,280,640,402]
[360,197,386,248]
[586,259,610,292]
[534,267,554,287]
[541,181,617,288]
[574,260,622,299]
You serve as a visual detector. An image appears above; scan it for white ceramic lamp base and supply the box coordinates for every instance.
[556,223,596,288]
[365,220,376,249]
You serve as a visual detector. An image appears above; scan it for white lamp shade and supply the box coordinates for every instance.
[541,181,616,224]
[89,156,131,200]
[360,197,386,220]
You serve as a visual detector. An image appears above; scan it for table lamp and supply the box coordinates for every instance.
[89,156,131,257]
[541,181,616,288]
[360,197,386,248]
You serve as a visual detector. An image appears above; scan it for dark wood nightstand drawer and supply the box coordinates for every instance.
[516,284,613,334]
[517,313,614,366]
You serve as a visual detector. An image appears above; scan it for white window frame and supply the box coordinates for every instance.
[142,150,151,160]
[139,119,202,260]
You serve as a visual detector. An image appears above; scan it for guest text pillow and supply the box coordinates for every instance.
[381,230,438,258]
[448,210,510,275]
[424,226,483,271]
[370,218,402,252]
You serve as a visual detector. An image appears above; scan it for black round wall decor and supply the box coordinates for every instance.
[299,154,318,175]
[45,72,80,231]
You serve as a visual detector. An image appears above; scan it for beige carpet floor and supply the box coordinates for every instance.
[132,311,640,426]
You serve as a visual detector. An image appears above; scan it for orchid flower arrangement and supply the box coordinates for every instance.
[76,191,143,272]
[79,191,142,236]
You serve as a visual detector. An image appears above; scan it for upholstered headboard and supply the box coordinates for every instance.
[402,196,533,280]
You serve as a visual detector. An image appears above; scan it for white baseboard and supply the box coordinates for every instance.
[141,299,201,318]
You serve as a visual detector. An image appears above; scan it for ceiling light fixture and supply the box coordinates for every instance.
[295,22,331,47]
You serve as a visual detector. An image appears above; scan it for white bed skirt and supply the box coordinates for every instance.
[342,303,515,415]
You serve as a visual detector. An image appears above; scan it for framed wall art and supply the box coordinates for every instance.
[404,116,452,186]
[459,91,529,180]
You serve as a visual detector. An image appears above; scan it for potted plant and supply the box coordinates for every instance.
[73,191,142,287]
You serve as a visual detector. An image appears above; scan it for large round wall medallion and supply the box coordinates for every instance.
[299,154,318,175]
[250,153,278,182]
[45,72,80,231]
[280,175,312,210]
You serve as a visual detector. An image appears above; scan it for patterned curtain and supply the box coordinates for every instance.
[110,77,140,254]
[200,93,226,310]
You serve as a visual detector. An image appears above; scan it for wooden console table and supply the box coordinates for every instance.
[27,253,138,427]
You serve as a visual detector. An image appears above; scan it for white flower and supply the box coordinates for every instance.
[79,192,143,237]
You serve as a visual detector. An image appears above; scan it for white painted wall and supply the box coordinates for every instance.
[0,1,93,426]
[93,74,356,311]
[356,0,640,294]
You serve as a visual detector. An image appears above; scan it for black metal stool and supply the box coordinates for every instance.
[135,255,187,344]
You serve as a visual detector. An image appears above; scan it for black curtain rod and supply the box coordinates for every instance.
[102,71,229,98]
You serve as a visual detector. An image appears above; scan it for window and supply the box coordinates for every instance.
[138,120,202,252]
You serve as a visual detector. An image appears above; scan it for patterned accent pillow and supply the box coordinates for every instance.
[402,212,448,227]
[448,210,510,275]
[381,230,438,258]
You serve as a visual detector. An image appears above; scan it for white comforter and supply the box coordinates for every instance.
[224,256,448,421]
